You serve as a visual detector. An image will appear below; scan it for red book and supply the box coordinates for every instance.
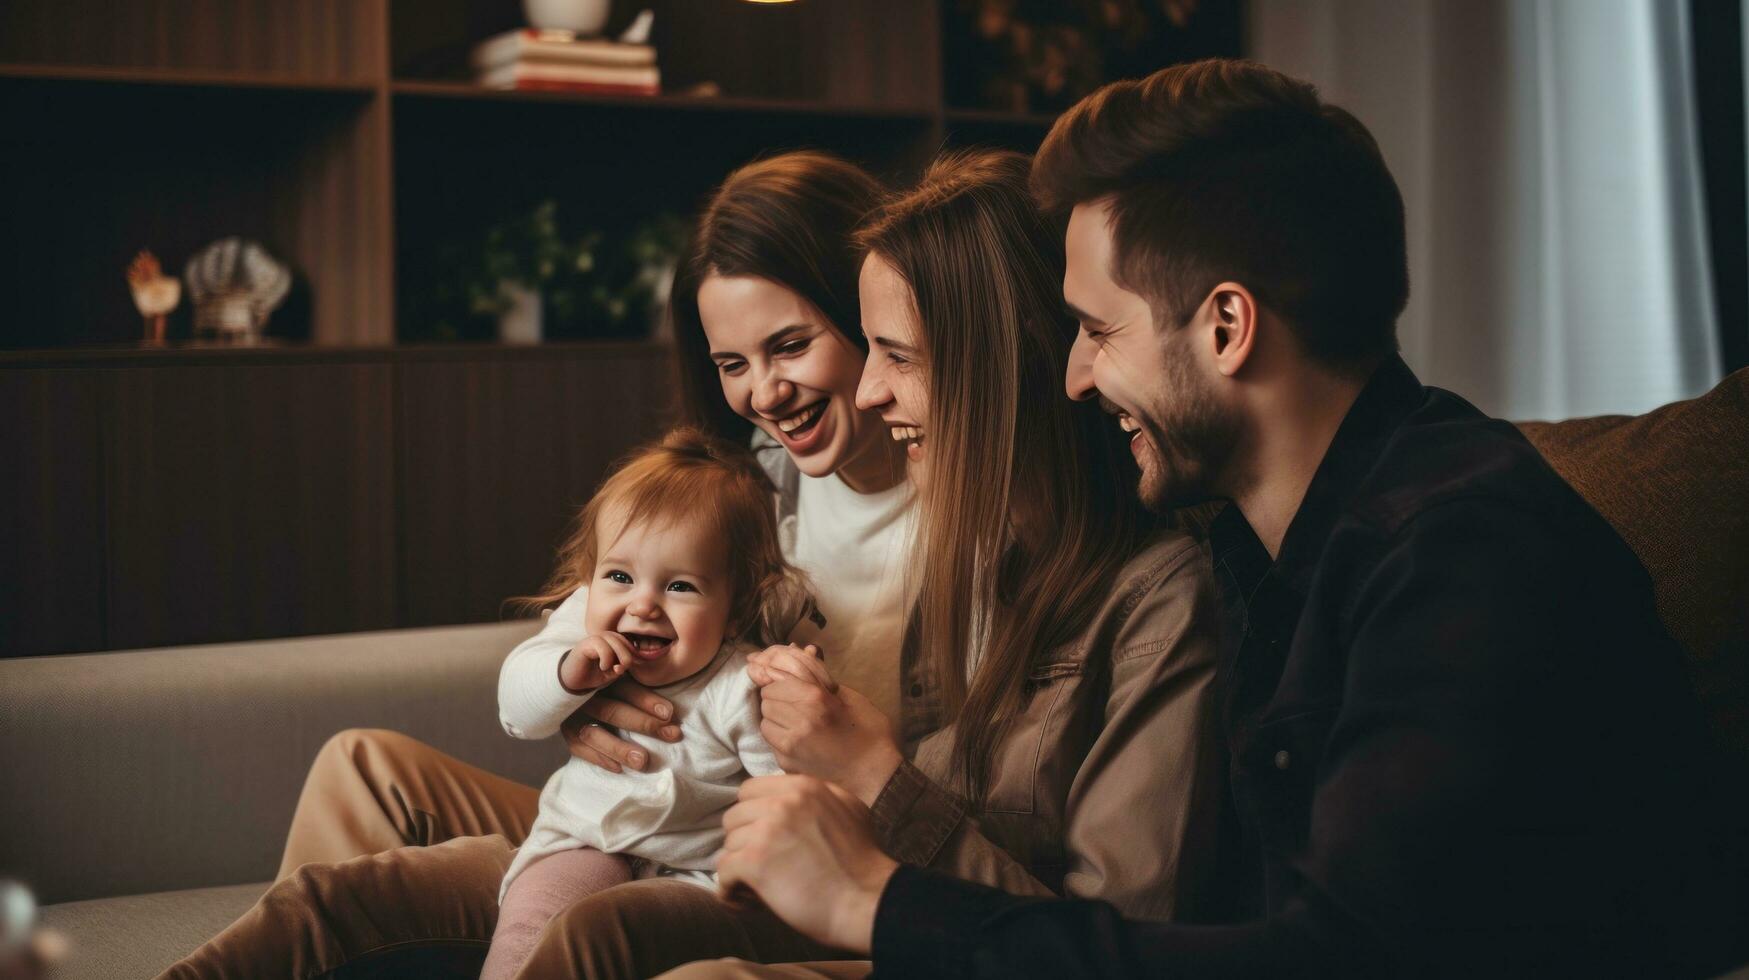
[477,60,660,93]
[503,78,661,96]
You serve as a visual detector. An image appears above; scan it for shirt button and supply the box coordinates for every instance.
[1274,750,1291,770]
[909,683,923,698]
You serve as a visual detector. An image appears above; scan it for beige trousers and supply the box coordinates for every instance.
[159,729,853,980]
[277,727,543,875]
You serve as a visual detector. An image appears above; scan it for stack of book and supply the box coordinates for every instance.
[471,29,659,96]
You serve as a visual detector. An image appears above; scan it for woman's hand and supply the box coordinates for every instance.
[559,673,682,775]
[748,644,904,806]
[717,774,897,955]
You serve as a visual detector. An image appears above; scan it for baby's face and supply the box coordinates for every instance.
[584,505,735,688]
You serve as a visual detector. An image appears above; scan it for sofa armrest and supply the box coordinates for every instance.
[0,620,562,904]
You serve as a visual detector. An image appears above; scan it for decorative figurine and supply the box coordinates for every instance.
[184,238,291,344]
[126,250,181,345]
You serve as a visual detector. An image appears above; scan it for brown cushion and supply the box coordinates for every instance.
[1516,367,1749,769]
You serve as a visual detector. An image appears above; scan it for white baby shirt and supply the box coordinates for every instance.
[497,587,781,896]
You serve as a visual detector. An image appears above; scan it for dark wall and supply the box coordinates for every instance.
[0,343,672,657]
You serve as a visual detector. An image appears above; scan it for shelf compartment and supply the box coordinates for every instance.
[0,77,392,348]
[391,0,938,112]
[389,84,938,344]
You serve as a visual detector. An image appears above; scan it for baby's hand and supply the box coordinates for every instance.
[559,632,638,693]
[747,643,834,693]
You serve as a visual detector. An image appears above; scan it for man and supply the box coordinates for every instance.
[699,60,1748,978]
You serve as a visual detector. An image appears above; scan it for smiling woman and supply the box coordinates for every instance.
[663,151,915,726]
[670,153,905,494]
[852,150,1158,801]
[855,253,932,474]
[696,274,888,490]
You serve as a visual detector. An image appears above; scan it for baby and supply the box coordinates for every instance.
[485,428,816,979]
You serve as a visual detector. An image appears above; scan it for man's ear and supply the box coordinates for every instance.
[1204,282,1259,377]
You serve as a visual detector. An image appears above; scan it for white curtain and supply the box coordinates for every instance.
[1248,0,1724,420]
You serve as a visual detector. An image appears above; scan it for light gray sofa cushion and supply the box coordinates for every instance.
[0,620,563,905]
[38,881,268,980]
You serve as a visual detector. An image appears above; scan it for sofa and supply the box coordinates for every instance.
[2,368,1744,980]
[0,620,561,978]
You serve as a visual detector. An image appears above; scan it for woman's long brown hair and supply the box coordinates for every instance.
[669,152,886,443]
[857,150,1150,804]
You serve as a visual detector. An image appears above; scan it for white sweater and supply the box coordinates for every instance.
[497,587,780,895]
[756,432,914,722]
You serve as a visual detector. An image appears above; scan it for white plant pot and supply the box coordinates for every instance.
[498,281,543,345]
[523,0,612,35]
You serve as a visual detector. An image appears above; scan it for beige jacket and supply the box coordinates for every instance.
[873,530,1222,923]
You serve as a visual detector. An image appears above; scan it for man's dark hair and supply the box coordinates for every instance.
[1032,58,1409,368]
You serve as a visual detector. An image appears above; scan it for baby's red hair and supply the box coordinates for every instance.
[520,427,809,646]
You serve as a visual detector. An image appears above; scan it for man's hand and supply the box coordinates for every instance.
[717,775,899,954]
[749,644,904,806]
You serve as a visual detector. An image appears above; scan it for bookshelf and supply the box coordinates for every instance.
[3,1,1248,350]
[0,0,942,349]
[2,0,1240,350]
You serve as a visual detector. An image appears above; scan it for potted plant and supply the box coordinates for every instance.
[467,200,576,343]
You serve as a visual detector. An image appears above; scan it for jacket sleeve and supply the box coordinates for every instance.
[868,539,1222,919]
[497,587,597,739]
[873,866,1311,980]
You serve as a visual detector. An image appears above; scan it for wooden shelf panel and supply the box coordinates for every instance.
[0,370,106,656]
[0,62,378,93]
[1,344,674,656]
[396,347,673,626]
[103,360,402,650]
[0,340,667,368]
[0,0,386,81]
[391,80,936,122]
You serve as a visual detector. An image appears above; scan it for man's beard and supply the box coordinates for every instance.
[1135,358,1238,513]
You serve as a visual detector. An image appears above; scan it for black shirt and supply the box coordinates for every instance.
[871,357,1747,978]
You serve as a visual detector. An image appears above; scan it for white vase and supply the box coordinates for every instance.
[498,281,543,345]
[523,0,611,35]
